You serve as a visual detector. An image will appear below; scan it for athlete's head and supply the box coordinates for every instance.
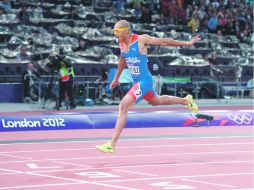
[113,20,131,42]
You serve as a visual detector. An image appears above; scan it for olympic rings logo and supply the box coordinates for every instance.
[227,113,253,125]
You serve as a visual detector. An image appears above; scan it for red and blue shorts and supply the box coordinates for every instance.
[127,80,157,103]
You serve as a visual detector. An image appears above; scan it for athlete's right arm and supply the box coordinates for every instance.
[110,55,126,89]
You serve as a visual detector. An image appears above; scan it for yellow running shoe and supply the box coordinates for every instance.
[185,94,199,114]
[96,142,115,153]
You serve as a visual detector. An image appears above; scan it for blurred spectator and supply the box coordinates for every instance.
[51,31,59,44]
[27,37,37,53]
[208,52,219,65]
[22,63,39,102]
[185,4,193,21]
[188,13,200,33]
[16,46,31,61]
[224,17,235,35]
[140,5,152,23]
[113,0,126,15]
[18,6,29,25]
[207,14,218,33]
[73,39,87,52]
[161,0,170,16]
[216,30,223,41]
[132,0,145,18]
[0,0,11,13]
[70,6,79,20]
[0,7,6,15]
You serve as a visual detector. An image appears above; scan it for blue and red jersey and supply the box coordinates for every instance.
[119,34,156,103]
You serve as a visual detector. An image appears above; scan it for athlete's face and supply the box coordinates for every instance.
[113,26,129,43]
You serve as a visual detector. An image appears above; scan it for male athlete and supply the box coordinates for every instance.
[96,20,200,153]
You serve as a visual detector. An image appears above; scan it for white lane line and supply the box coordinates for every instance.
[0,154,32,160]
[26,172,89,183]
[26,160,252,174]
[0,168,24,174]
[113,169,158,177]
[181,178,235,188]
[91,181,142,190]
[27,172,140,190]
[95,172,253,183]
[0,150,252,164]
[52,161,92,168]
[0,182,85,190]
[0,173,20,175]
[0,135,252,145]
[0,142,251,154]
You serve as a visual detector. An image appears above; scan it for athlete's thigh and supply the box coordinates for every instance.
[146,94,160,105]
[119,93,136,112]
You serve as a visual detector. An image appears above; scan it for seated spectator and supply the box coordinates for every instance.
[140,6,152,23]
[113,0,126,15]
[0,0,11,13]
[0,7,6,16]
[132,0,145,18]
[208,52,219,65]
[69,6,79,20]
[216,30,223,41]
[16,46,31,61]
[27,37,37,53]
[73,39,87,52]
[18,6,29,25]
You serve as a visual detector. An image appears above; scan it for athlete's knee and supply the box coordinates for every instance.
[149,98,160,106]
[118,101,129,115]
[150,101,158,106]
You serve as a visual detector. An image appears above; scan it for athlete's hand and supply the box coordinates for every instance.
[110,78,119,90]
[190,35,201,45]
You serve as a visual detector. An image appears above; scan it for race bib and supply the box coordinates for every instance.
[129,65,140,75]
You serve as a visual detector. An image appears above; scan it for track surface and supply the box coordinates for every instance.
[0,126,253,190]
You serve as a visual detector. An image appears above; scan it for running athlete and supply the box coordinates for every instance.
[96,20,200,153]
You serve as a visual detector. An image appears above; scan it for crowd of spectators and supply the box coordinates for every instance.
[0,0,253,74]
[113,0,253,44]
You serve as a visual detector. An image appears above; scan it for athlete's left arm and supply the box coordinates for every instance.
[140,34,201,47]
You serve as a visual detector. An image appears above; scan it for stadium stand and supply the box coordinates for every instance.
[0,0,253,103]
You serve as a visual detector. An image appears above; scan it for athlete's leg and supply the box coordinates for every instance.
[96,93,135,153]
[147,94,198,113]
[147,95,187,106]
[111,93,135,147]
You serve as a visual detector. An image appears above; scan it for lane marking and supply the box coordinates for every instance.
[0,182,86,190]
[25,160,252,174]
[27,163,60,169]
[26,172,89,183]
[0,135,252,145]
[0,173,19,175]
[0,168,23,174]
[91,181,142,190]
[181,178,235,188]
[95,172,254,183]
[113,169,158,177]
[27,172,140,190]
[0,154,32,160]
[52,161,92,168]
[0,150,252,164]
[0,142,251,154]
